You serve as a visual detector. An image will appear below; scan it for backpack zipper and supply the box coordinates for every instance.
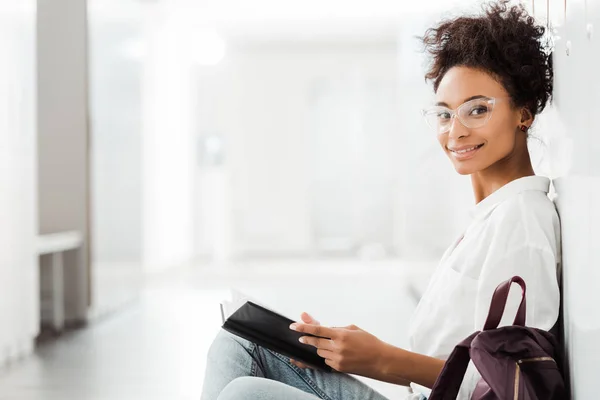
[514,363,520,400]
[517,356,555,364]
[514,357,556,399]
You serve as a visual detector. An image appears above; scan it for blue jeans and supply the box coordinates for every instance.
[200,329,393,400]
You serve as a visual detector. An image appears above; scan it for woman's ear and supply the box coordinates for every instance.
[518,108,534,131]
[520,108,533,125]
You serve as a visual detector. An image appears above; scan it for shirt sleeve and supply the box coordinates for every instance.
[456,245,560,399]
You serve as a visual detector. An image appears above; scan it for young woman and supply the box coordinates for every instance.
[200,1,560,399]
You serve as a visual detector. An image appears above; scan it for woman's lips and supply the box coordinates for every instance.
[448,143,484,160]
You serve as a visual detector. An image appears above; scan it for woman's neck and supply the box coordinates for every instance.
[470,152,535,204]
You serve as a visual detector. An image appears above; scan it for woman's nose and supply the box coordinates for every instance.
[448,115,469,139]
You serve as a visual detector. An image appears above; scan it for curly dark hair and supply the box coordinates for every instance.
[420,0,553,117]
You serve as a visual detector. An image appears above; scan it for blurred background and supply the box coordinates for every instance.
[0,0,598,399]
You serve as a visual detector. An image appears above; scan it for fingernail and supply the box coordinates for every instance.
[299,337,305,343]
[289,324,297,330]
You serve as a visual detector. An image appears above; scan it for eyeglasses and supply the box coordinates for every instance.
[422,97,501,135]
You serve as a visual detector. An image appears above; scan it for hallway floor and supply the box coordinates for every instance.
[0,259,435,400]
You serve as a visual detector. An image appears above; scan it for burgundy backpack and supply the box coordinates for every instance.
[428,276,567,400]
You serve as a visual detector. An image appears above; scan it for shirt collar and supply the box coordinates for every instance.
[470,175,551,220]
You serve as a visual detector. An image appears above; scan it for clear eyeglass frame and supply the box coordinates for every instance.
[421,97,499,135]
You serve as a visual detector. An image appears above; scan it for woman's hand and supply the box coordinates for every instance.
[289,312,320,369]
[290,322,386,377]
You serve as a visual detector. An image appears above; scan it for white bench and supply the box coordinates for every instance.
[36,231,84,331]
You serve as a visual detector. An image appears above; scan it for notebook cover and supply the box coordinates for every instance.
[222,301,333,372]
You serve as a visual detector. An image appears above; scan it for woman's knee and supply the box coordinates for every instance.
[217,377,317,400]
[217,377,262,400]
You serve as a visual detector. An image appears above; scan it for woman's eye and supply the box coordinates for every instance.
[469,106,488,116]
[437,111,451,120]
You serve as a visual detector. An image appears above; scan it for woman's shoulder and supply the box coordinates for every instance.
[492,189,559,220]
[487,190,560,252]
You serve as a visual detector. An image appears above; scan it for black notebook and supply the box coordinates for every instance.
[221,301,333,372]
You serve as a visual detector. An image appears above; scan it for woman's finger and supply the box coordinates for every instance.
[290,323,337,339]
[316,348,335,360]
[299,336,335,350]
[301,312,319,325]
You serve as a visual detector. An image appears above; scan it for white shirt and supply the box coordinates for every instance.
[406,176,561,399]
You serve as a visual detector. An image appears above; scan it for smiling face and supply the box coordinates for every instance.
[434,66,530,175]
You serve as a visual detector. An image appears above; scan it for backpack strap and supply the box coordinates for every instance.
[428,332,479,400]
[483,276,527,330]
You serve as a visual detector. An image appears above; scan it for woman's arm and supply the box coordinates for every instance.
[371,342,445,389]
[291,323,444,388]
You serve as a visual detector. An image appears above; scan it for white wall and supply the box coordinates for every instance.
[545,0,600,397]
[88,1,196,288]
[141,5,196,271]
[37,0,90,322]
[87,0,146,319]
[89,5,144,264]
[0,1,38,367]
[309,70,399,253]
[194,40,409,258]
